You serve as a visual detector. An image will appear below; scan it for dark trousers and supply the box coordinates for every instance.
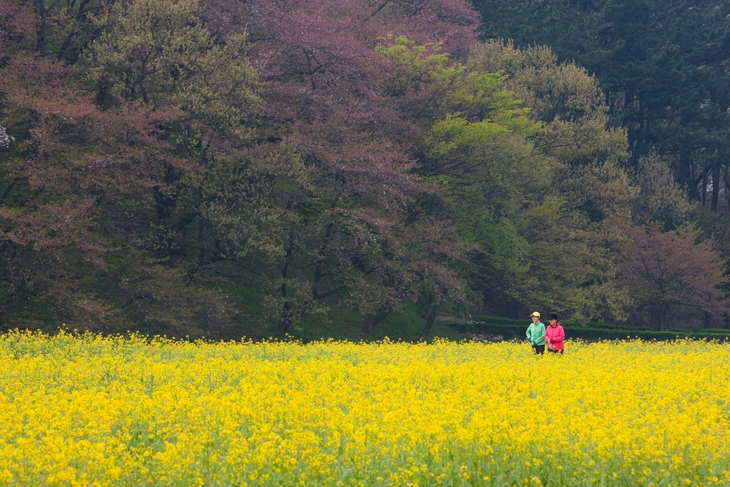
[533,344,545,355]
[548,348,564,355]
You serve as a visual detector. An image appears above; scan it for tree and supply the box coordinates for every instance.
[1,0,491,338]
[630,152,694,230]
[196,0,483,335]
[86,0,322,336]
[614,220,727,330]
[0,50,191,332]
[471,0,730,210]
[31,0,113,62]
[464,41,637,323]
[0,0,269,337]
[349,35,538,333]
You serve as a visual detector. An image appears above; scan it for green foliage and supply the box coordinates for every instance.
[463,41,637,323]
[470,0,730,207]
[631,152,694,230]
[425,114,509,157]
[377,35,537,144]
[2,0,727,340]
[375,35,455,98]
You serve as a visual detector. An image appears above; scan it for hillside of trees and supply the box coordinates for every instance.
[0,0,728,341]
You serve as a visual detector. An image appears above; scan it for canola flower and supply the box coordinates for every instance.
[0,330,729,486]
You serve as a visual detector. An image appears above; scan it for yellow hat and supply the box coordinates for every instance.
[530,311,540,318]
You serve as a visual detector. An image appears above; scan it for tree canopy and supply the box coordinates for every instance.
[472,0,730,209]
[0,0,727,338]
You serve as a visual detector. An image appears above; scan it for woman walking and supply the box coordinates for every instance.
[546,313,565,354]
[526,311,546,355]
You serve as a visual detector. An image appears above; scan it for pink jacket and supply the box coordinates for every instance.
[546,323,565,351]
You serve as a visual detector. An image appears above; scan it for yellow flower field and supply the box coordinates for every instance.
[0,330,729,486]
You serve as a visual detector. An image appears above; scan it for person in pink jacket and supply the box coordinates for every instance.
[546,313,565,354]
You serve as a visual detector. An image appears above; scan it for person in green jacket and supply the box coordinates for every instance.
[526,311,546,355]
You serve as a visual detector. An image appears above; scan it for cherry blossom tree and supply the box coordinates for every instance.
[195,0,483,333]
[614,220,728,330]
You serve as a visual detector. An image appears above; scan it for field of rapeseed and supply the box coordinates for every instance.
[1,331,729,486]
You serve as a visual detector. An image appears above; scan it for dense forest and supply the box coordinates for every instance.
[1,0,728,340]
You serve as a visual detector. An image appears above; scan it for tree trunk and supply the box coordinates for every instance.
[711,164,720,212]
[278,231,296,333]
[35,0,47,57]
[361,303,393,334]
[418,302,438,342]
[55,0,90,63]
[678,146,694,200]
[312,219,334,300]
[198,211,205,264]
[657,303,669,331]
[724,165,730,212]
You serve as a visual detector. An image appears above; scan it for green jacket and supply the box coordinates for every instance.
[526,321,546,346]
